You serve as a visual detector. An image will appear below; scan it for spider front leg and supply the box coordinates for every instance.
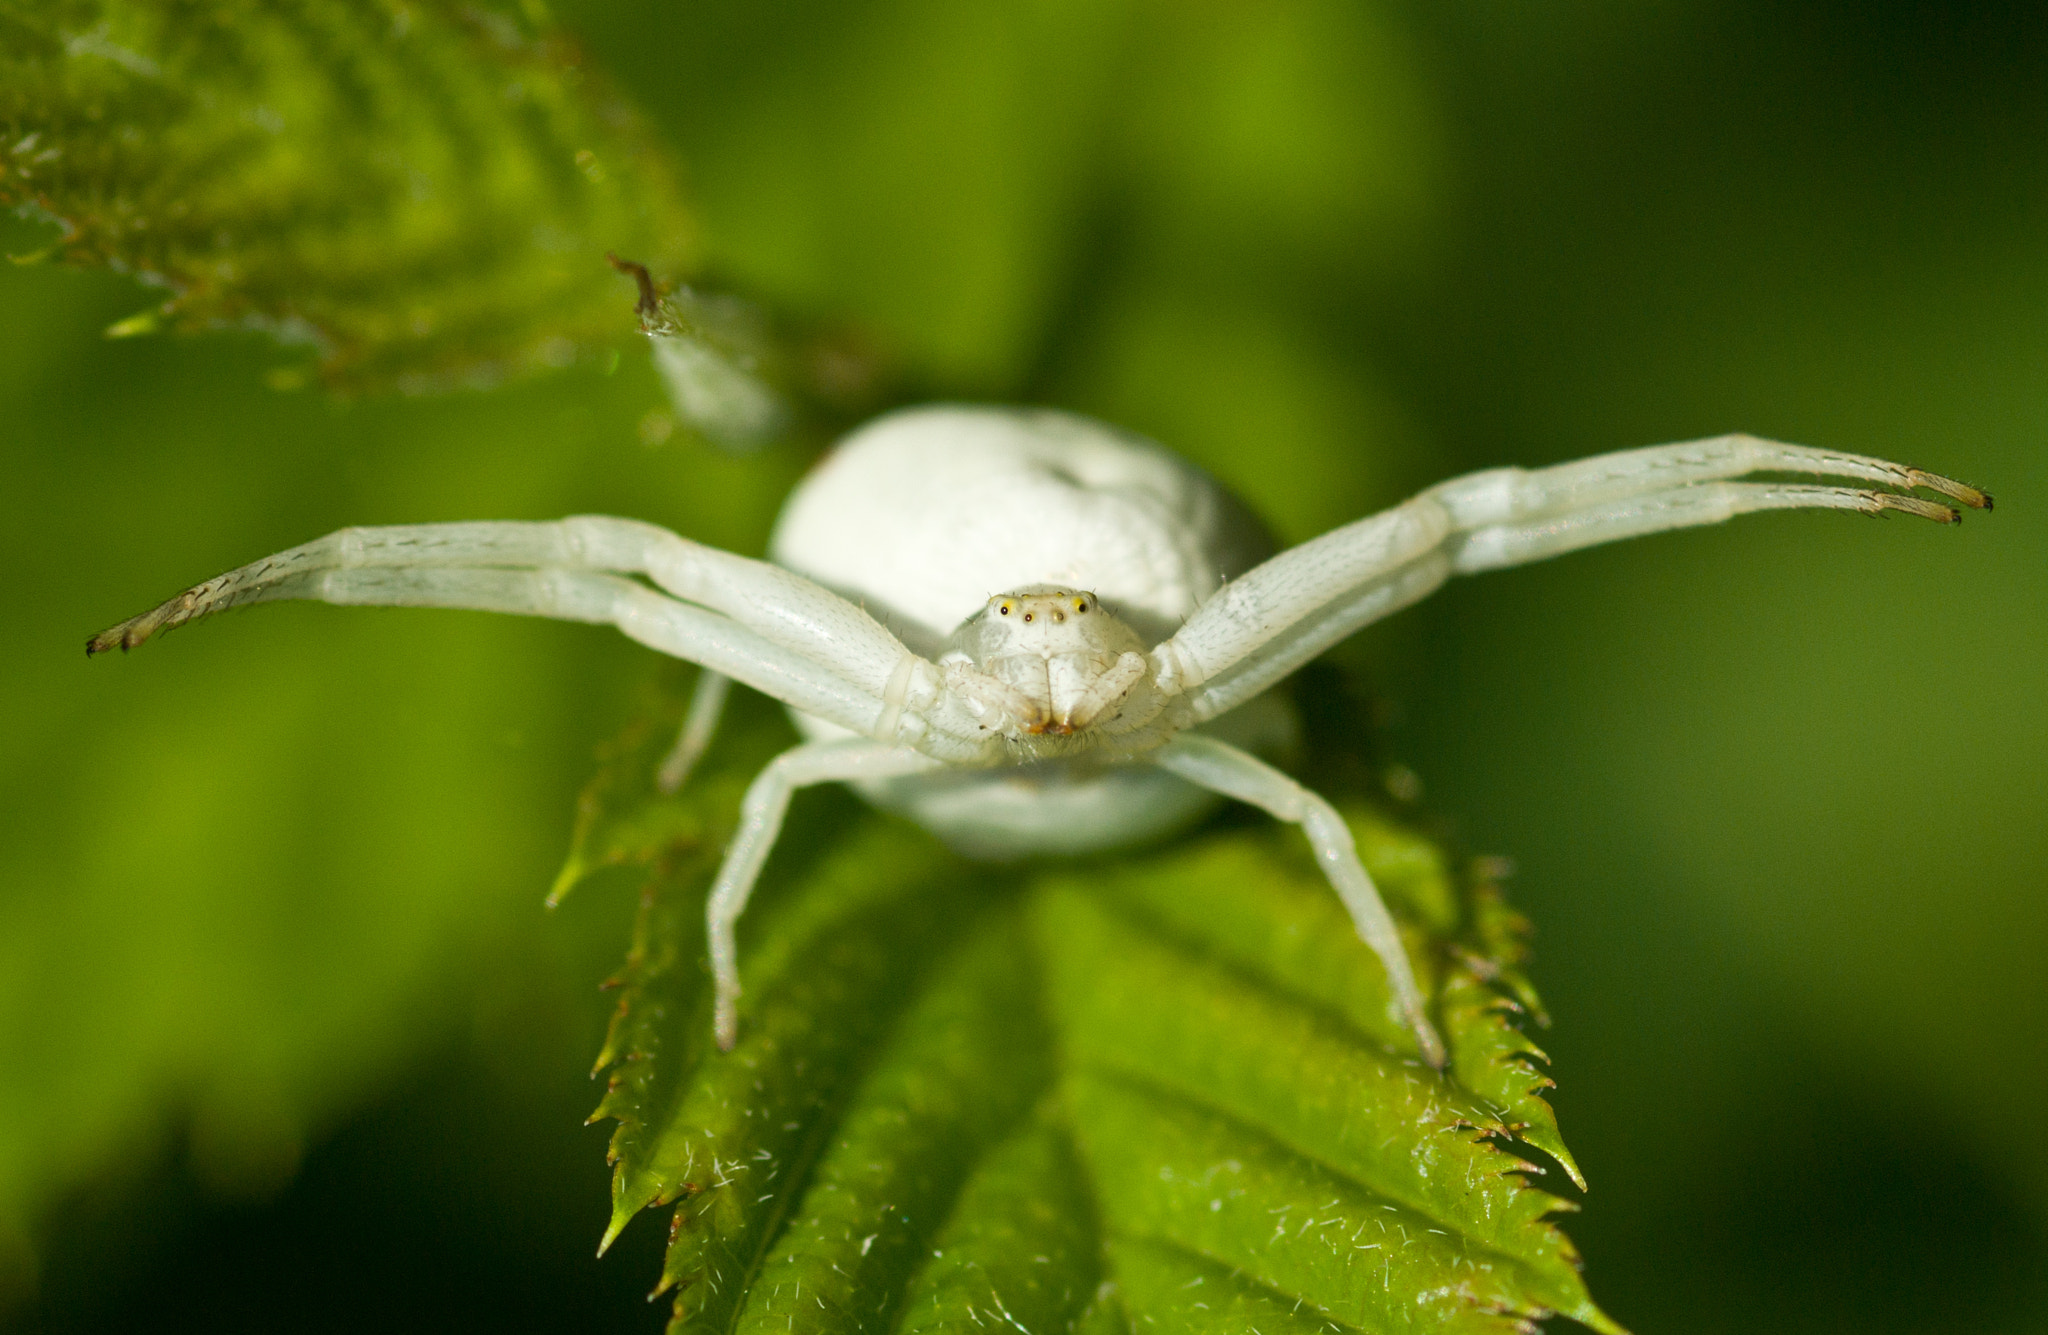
[1427,433,1990,540]
[92,557,889,740]
[88,518,998,757]
[1154,433,1987,722]
[1422,433,1989,574]
[707,739,942,1050]
[1151,733,1447,1067]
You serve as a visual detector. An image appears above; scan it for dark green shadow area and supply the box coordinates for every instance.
[14,1039,672,1335]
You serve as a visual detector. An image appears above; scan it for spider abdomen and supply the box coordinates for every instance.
[768,406,1272,653]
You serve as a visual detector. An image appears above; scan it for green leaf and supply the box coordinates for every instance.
[604,254,900,454]
[562,676,1623,1333]
[0,0,693,393]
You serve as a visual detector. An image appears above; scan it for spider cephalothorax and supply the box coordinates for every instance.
[90,405,1990,1063]
[940,587,1152,743]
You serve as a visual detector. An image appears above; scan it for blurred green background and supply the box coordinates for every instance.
[4,0,2044,1330]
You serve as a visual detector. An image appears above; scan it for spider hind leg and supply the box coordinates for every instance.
[707,739,940,1051]
[1150,733,1447,1067]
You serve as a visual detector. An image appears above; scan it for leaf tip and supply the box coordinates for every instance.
[1574,1299,1632,1335]
[1538,1139,1589,1193]
[103,309,160,339]
[545,858,584,909]
[597,1200,642,1257]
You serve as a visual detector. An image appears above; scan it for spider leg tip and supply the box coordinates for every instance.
[1413,1020,1448,1069]
[1875,493,1961,524]
[1908,468,1994,511]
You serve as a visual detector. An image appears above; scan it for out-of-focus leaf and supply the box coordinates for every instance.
[563,679,1620,1333]
[604,254,900,455]
[633,273,790,452]
[0,0,693,393]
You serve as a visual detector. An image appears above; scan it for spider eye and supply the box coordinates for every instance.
[1022,612,1034,623]
[1073,597,1087,612]
[998,602,1012,616]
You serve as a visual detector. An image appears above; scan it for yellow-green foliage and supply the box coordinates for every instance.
[0,0,693,392]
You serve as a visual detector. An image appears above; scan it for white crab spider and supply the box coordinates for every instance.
[90,406,1990,1065]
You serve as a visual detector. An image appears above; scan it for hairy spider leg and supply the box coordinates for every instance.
[1152,733,1445,1067]
[1445,479,1962,571]
[89,517,906,693]
[708,740,942,1050]
[658,669,732,794]
[1164,435,1988,723]
[1174,554,1454,725]
[85,518,1002,755]
[1432,432,1990,522]
[92,558,893,740]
